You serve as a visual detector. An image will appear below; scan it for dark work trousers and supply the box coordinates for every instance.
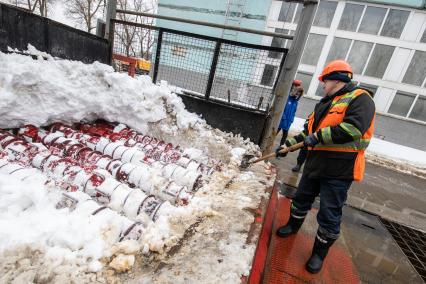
[292,174,352,235]
[277,128,289,146]
[296,147,308,166]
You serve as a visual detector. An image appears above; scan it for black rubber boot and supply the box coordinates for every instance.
[291,164,301,172]
[306,228,337,274]
[276,205,307,237]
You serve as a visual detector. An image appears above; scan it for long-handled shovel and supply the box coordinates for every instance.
[240,142,305,169]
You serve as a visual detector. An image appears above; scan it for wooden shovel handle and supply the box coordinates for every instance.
[250,142,305,164]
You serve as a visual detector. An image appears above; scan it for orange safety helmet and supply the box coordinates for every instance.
[318,60,353,82]
[293,79,302,86]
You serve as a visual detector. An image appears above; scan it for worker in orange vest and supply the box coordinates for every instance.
[275,60,375,273]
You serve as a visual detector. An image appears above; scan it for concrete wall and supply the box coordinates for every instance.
[295,96,426,151]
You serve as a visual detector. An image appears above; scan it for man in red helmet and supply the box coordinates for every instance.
[275,60,376,274]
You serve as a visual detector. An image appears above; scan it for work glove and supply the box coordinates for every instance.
[275,146,288,158]
[304,133,319,147]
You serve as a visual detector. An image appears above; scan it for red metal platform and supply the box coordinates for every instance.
[249,185,360,284]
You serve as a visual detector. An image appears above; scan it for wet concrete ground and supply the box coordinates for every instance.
[269,137,426,283]
[266,190,424,283]
[271,136,426,231]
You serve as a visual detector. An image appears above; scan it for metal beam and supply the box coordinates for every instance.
[105,0,117,40]
[260,0,318,153]
[115,9,294,39]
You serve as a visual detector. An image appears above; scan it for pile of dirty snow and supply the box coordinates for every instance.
[0,48,273,283]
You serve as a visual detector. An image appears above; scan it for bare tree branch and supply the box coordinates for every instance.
[66,0,105,32]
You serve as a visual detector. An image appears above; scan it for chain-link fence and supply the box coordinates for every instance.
[111,22,287,113]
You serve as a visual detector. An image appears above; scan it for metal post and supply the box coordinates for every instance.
[260,0,318,153]
[152,29,164,84]
[105,0,117,40]
[205,41,222,100]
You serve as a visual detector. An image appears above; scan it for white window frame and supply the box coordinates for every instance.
[266,0,426,124]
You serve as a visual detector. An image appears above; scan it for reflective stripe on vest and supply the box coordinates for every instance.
[308,89,374,152]
[308,89,375,181]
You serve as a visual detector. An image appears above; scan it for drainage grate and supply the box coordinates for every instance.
[380,218,426,282]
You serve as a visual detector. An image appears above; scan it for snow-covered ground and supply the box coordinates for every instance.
[0,48,275,283]
[291,117,426,177]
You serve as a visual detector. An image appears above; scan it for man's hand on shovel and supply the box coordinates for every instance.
[240,141,305,169]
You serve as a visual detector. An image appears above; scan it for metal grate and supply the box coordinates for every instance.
[380,218,426,282]
[111,20,288,113]
[156,31,217,95]
[153,28,287,112]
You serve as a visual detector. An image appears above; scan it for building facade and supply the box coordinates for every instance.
[155,0,285,110]
[266,0,426,150]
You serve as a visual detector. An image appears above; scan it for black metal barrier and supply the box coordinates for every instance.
[152,28,288,112]
[111,20,288,144]
[0,3,110,64]
[177,93,268,144]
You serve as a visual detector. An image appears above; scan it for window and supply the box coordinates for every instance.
[301,34,326,65]
[278,2,296,23]
[409,96,426,122]
[261,65,278,86]
[313,1,337,28]
[315,85,325,97]
[338,3,364,32]
[347,41,373,74]
[326,37,351,62]
[403,51,426,86]
[269,29,287,59]
[358,6,387,35]
[171,45,187,57]
[421,29,426,43]
[285,30,295,48]
[365,44,394,78]
[358,83,378,95]
[294,4,302,23]
[380,9,409,38]
[295,72,313,90]
[388,92,415,117]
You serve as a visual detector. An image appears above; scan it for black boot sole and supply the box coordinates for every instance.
[305,264,321,274]
[276,230,297,238]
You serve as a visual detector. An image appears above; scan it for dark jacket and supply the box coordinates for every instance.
[288,83,375,180]
[278,86,303,131]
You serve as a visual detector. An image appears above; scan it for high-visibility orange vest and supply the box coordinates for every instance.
[307,89,375,181]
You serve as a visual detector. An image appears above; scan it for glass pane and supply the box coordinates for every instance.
[380,9,409,38]
[347,41,373,74]
[338,3,364,32]
[294,4,302,23]
[358,6,387,35]
[285,30,295,49]
[268,29,287,59]
[365,44,394,78]
[313,1,337,28]
[278,2,296,23]
[409,96,426,121]
[421,29,426,43]
[301,34,326,65]
[315,84,326,97]
[358,84,378,95]
[326,37,352,62]
[261,65,278,86]
[388,92,415,117]
[295,72,313,90]
[403,51,426,86]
